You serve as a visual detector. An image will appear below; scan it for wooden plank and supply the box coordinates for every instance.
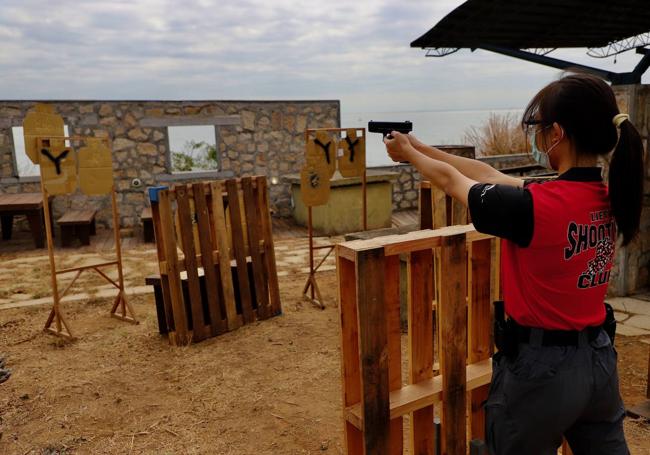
[150,200,176,334]
[439,233,468,455]
[225,179,255,323]
[337,254,363,454]
[242,177,270,319]
[193,182,226,335]
[338,225,482,257]
[56,261,118,275]
[384,255,403,455]
[468,238,493,440]
[210,181,240,330]
[419,183,433,230]
[176,185,208,342]
[452,198,467,226]
[158,190,190,345]
[345,359,492,429]
[356,248,390,455]
[256,177,282,315]
[408,249,435,455]
[432,187,447,228]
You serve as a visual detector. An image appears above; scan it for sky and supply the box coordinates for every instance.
[0,0,648,114]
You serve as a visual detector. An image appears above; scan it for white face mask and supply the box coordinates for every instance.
[529,125,563,169]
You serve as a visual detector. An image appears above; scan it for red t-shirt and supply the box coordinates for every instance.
[501,178,613,330]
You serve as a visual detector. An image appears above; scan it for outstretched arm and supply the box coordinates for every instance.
[385,132,477,205]
[406,134,524,187]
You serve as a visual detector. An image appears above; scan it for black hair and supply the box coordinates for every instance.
[522,71,644,246]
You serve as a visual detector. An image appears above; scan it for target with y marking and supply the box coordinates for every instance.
[338,128,365,178]
[306,130,337,178]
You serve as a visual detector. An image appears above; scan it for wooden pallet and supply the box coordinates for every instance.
[337,225,496,454]
[416,182,574,455]
[149,176,281,346]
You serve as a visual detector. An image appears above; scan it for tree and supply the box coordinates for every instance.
[171,140,218,172]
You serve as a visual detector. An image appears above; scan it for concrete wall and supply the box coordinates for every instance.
[0,100,340,228]
[609,85,650,295]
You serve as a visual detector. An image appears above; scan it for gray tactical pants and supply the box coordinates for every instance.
[485,329,629,455]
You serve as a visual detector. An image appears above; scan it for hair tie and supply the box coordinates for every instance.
[612,113,629,128]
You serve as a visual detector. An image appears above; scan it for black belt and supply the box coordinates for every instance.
[513,322,602,347]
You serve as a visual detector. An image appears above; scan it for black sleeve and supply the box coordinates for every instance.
[467,183,534,247]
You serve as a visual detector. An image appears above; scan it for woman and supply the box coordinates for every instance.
[384,72,643,455]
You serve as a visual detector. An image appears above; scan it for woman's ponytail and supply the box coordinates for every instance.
[608,118,644,246]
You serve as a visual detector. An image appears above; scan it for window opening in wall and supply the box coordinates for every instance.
[12,125,70,178]
[168,125,218,173]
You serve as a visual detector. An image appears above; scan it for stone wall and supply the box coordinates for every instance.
[478,153,535,170]
[371,145,477,211]
[0,100,340,228]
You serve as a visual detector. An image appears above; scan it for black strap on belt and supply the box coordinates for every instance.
[314,138,331,164]
[512,320,601,347]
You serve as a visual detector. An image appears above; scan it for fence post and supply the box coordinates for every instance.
[356,247,390,454]
[439,233,468,455]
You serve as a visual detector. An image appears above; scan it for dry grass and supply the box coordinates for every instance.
[463,112,528,157]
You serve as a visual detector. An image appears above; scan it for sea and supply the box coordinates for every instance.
[341,108,524,166]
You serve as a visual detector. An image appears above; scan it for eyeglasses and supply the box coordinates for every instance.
[523,118,546,136]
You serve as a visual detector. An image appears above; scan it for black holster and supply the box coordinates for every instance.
[604,302,617,345]
[493,300,518,359]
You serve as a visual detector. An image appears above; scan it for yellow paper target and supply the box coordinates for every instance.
[337,129,365,178]
[300,162,330,207]
[38,140,77,195]
[22,104,65,165]
[78,139,114,195]
[306,131,336,178]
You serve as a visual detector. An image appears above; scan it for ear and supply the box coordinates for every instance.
[551,122,565,141]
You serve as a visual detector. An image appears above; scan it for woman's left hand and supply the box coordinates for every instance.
[384,131,414,162]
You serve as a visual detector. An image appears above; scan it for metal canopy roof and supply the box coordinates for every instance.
[412,0,650,51]
[411,0,650,84]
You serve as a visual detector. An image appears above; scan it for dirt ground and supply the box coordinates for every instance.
[1,237,650,454]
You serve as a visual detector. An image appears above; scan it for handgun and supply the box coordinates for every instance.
[368,120,413,139]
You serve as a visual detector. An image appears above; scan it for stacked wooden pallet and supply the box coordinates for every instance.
[149,176,281,346]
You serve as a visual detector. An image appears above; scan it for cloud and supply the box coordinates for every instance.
[0,0,647,115]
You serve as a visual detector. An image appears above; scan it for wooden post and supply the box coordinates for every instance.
[408,249,435,455]
[337,252,363,454]
[209,181,240,331]
[225,179,255,324]
[158,189,190,345]
[175,184,208,341]
[468,238,492,439]
[192,182,226,335]
[109,186,138,324]
[385,255,403,454]
[356,247,390,454]
[256,177,282,315]
[42,187,73,339]
[419,182,433,230]
[439,233,467,455]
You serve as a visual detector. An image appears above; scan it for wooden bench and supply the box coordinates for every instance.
[57,209,97,247]
[141,207,154,243]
